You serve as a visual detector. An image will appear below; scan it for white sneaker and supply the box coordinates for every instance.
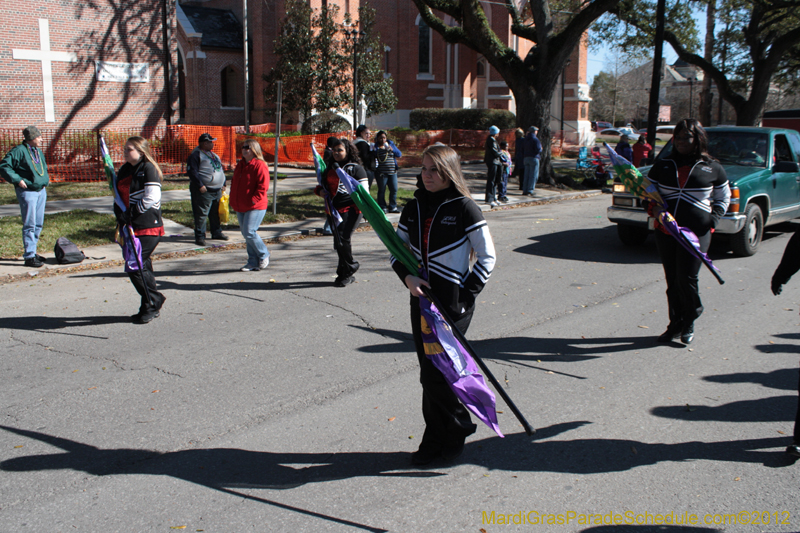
[241,264,259,272]
[489,201,499,207]
[259,257,270,270]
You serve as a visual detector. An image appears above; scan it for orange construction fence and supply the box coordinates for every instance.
[0,124,572,182]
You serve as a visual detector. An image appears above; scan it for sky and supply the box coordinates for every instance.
[586,43,678,84]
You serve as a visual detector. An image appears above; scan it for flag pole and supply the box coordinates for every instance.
[421,286,535,436]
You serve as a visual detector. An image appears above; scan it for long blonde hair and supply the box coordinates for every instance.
[421,144,471,199]
[126,136,163,180]
[241,139,266,162]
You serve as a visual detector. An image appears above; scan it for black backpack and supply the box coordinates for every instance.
[54,237,86,264]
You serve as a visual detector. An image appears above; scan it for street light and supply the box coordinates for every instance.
[344,28,366,128]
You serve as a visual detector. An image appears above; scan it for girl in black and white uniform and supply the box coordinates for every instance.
[392,144,496,465]
[648,119,730,344]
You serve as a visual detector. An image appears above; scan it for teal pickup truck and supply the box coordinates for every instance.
[607,126,800,256]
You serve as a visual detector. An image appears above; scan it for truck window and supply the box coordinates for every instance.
[774,135,794,163]
[786,132,800,161]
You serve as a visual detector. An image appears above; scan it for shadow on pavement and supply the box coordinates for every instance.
[703,368,796,391]
[0,315,130,334]
[650,395,795,423]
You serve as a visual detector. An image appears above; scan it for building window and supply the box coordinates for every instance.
[477,58,486,78]
[418,19,430,74]
[221,65,243,108]
[384,45,391,74]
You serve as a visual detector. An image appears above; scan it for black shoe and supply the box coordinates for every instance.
[657,322,682,343]
[195,237,206,246]
[411,442,442,465]
[441,440,466,461]
[134,310,160,324]
[680,323,694,344]
[387,207,401,214]
[333,276,355,287]
[786,443,800,458]
[35,254,46,263]
[24,257,44,268]
[499,196,509,203]
[211,233,229,241]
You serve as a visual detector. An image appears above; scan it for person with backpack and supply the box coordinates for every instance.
[314,138,368,287]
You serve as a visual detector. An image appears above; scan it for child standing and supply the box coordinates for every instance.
[498,141,512,203]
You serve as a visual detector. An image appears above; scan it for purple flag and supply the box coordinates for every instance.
[419,297,503,437]
[116,224,143,273]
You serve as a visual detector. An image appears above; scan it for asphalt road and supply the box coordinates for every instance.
[1,194,799,532]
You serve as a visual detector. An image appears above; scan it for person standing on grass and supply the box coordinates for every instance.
[0,126,49,268]
[114,136,167,324]
[230,139,271,272]
[186,133,228,246]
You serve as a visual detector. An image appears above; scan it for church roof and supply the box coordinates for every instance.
[181,5,243,50]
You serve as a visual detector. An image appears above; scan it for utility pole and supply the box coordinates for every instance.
[243,0,249,133]
[646,0,666,146]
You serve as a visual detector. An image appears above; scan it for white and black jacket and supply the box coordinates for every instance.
[392,186,496,318]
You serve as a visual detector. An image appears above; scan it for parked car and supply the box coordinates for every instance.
[637,125,675,141]
[598,127,640,142]
[607,126,800,256]
[592,121,613,132]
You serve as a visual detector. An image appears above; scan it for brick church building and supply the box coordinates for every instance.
[0,0,590,137]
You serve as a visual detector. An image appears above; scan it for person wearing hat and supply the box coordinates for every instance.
[0,126,50,268]
[186,133,228,246]
[483,125,502,207]
[522,126,542,196]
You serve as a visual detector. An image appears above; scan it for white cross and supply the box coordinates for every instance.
[12,19,78,123]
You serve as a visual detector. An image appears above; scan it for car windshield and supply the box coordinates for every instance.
[656,131,769,168]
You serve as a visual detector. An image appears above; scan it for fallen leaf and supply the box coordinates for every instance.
[638,325,649,329]
[388,417,396,422]
[170,527,187,530]
[269,279,276,283]
[14,445,23,449]
[734,477,740,481]
[496,410,504,414]
[778,430,786,435]
[408,435,414,439]
[599,386,605,389]
[87,387,97,390]
[152,390,160,393]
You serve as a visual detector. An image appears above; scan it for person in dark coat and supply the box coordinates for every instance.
[513,128,525,190]
[771,228,800,458]
[483,125,502,207]
[522,126,542,196]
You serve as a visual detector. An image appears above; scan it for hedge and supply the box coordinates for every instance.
[409,108,516,131]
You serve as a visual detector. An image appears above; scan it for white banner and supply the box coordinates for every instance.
[95,61,149,83]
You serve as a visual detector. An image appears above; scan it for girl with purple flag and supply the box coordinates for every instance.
[314,138,368,287]
[113,137,166,324]
[392,144,497,465]
[647,119,730,344]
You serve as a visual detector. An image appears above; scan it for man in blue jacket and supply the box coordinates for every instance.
[0,126,49,268]
[523,126,542,196]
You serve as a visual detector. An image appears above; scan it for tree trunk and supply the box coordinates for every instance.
[698,0,716,126]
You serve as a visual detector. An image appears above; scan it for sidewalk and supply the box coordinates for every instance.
[0,160,599,280]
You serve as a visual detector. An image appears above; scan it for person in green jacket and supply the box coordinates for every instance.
[0,126,50,268]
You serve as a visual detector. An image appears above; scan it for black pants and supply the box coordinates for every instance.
[129,235,165,313]
[410,296,477,450]
[329,208,362,280]
[484,163,502,202]
[655,229,711,326]
[795,365,800,443]
[190,183,222,240]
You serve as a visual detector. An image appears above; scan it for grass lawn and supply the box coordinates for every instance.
[0,185,417,258]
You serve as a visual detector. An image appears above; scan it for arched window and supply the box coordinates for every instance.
[221,65,243,108]
[477,57,486,78]
[418,19,430,74]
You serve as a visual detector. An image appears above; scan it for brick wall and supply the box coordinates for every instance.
[0,0,179,132]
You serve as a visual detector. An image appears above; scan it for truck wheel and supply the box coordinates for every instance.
[617,224,649,246]
[730,203,763,256]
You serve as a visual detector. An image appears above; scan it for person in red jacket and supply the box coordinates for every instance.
[230,139,270,271]
[632,136,653,167]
